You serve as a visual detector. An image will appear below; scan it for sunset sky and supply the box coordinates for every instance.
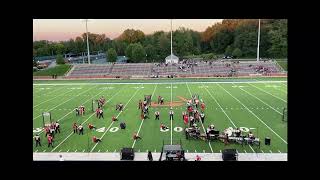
[33,19,223,41]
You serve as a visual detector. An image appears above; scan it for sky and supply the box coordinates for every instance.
[33,19,223,41]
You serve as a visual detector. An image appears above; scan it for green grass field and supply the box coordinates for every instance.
[33,78,287,153]
[33,64,71,76]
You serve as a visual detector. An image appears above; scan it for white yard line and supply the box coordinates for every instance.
[280,82,287,87]
[33,88,75,108]
[90,85,142,152]
[33,81,287,86]
[248,83,287,103]
[248,145,255,153]
[50,86,125,152]
[278,150,282,153]
[33,85,97,120]
[33,85,64,98]
[171,83,173,145]
[217,84,287,144]
[237,84,283,115]
[132,84,158,148]
[203,84,237,127]
[51,112,96,152]
[186,82,213,153]
[36,85,124,135]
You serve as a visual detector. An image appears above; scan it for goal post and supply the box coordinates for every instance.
[42,112,52,127]
[92,99,99,112]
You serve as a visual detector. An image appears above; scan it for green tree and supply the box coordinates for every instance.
[107,48,117,62]
[56,54,65,64]
[145,44,156,62]
[225,45,233,56]
[131,43,146,63]
[232,48,242,58]
[125,44,135,60]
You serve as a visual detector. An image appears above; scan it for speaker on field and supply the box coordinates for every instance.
[120,148,134,160]
[265,137,271,145]
[222,149,238,161]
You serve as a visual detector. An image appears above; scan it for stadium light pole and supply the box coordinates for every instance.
[170,19,173,63]
[82,19,91,64]
[257,19,261,61]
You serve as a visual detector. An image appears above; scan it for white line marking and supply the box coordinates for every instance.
[187,150,188,153]
[261,150,264,153]
[35,149,38,152]
[98,150,100,152]
[75,149,77,152]
[83,149,85,152]
[33,88,74,108]
[244,150,247,153]
[43,86,124,147]
[278,150,282,153]
[269,150,273,153]
[67,149,69,152]
[33,85,97,120]
[59,149,61,152]
[249,145,255,153]
[186,82,213,153]
[33,81,287,86]
[217,84,288,144]
[132,84,158,148]
[237,84,283,115]
[220,150,222,153]
[90,85,142,152]
[248,83,287,103]
[43,150,46,152]
[203,84,236,127]
[195,150,197,153]
[203,150,205,153]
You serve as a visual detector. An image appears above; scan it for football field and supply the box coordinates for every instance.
[33,78,287,154]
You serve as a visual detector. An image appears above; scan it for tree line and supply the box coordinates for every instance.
[33,19,287,63]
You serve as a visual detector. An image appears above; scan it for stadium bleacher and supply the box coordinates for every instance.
[66,60,285,78]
